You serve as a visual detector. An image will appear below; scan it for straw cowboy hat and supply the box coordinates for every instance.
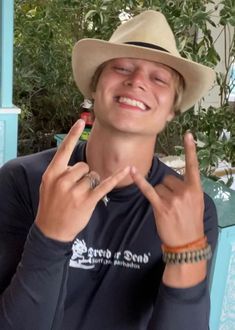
[72,10,215,112]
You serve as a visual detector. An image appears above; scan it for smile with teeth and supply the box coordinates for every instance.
[117,96,149,111]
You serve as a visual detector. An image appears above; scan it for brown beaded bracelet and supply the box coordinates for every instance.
[162,244,212,264]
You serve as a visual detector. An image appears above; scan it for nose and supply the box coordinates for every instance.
[123,70,147,91]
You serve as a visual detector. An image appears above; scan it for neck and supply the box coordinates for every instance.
[86,121,156,187]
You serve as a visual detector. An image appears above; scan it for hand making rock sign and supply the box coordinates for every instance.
[131,132,204,247]
[130,132,206,287]
[35,119,130,242]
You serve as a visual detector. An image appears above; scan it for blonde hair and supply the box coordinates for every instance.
[171,69,185,114]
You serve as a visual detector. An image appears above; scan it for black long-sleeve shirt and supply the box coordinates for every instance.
[0,142,218,329]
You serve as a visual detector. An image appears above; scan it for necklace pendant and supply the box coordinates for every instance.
[102,195,109,206]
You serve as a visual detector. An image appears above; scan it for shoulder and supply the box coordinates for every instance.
[0,142,86,216]
[150,155,182,185]
[0,149,58,212]
[0,141,86,179]
[0,148,57,183]
[203,191,218,250]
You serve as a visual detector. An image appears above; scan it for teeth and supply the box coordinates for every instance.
[118,97,147,110]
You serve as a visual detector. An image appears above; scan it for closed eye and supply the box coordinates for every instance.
[114,66,131,74]
[153,76,168,84]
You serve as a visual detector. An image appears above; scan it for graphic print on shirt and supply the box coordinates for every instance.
[69,238,151,270]
[70,239,95,269]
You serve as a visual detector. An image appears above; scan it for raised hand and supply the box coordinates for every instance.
[35,119,130,242]
[130,132,204,247]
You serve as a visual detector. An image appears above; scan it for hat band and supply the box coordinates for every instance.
[124,41,169,53]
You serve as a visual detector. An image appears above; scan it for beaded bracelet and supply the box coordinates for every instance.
[162,244,212,264]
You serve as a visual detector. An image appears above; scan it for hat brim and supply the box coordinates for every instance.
[72,39,215,112]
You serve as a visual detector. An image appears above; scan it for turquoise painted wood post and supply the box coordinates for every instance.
[0,0,20,167]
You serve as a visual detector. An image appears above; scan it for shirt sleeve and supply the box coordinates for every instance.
[0,159,33,294]
[148,193,218,330]
[0,160,72,330]
[0,224,72,330]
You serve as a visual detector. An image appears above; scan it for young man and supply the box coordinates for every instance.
[0,10,218,330]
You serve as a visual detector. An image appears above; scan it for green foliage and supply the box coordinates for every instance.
[14,0,234,185]
[14,0,82,153]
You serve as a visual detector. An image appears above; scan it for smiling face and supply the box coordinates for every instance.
[91,58,177,137]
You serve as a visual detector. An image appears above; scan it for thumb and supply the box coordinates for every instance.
[130,166,161,207]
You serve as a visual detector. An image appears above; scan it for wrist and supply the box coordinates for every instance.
[161,235,212,264]
[163,261,207,288]
[35,218,76,243]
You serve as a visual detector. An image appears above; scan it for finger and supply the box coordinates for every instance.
[48,119,85,173]
[184,132,201,187]
[91,166,130,202]
[130,166,161,207]
[62,162,90,184]
[76,171,101,191]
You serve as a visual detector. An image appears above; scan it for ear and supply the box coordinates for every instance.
[91,91,96,99]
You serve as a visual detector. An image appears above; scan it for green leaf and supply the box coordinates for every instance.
[196,132,209,144]
[84,10,98,21]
